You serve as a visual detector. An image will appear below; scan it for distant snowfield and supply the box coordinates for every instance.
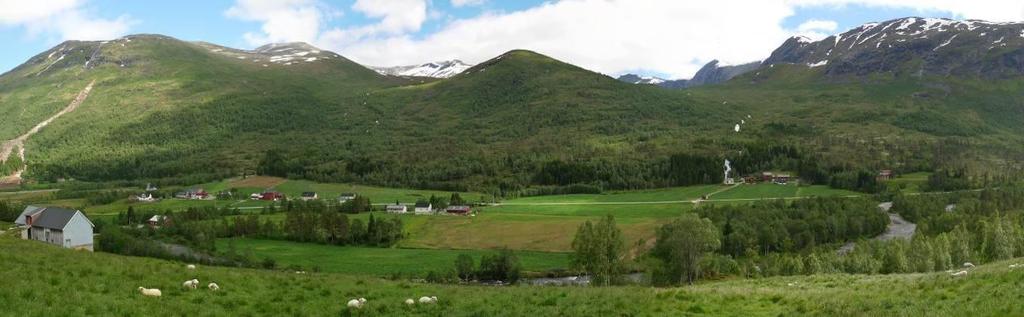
[200,42,335,67]
[372,60,473,78]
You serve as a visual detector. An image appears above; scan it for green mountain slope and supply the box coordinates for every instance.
[0,32,1021,191]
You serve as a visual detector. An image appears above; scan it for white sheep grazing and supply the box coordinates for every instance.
[963,262,976,268]
[187,264,196,270]
[347,298,366,309]
[951,270,969,277]
[404,298,415,305]
[208,283,220,291]
[182,279,197,289]
[138,287,162,297]
[418,296,438,304]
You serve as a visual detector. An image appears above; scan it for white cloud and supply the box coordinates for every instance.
[786,0,1024,22]
[351,0,427,35]
[797,19,838,33]
[451,0,485,7]
[335,0,795,79]
[0,0,81,25]
[796,19,838,40]
[225,0,327,45]
[52,11,135,41]
[0,0,135,41]
[228,0,1024,79]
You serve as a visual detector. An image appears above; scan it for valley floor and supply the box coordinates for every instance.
[1,233,1021,316]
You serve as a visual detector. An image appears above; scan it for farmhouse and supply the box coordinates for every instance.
[773,174,792,184]
[446,205,472,215]
[259,191,284,201]
[146,215,169,228]
[877,170,894,181]
[300,192,318,201]
[338,193,357,203]
[386,203,407,213]
[134,193,155,202]
[414,201,433,214]
[175,188,208,200]
[14,206,95,251]
[761,172,774,182]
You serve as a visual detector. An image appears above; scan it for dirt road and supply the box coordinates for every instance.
[0,80,95,184]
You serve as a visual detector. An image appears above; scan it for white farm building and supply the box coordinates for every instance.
[15,206,95,251]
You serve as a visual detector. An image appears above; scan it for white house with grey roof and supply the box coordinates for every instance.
[414,201,433,214]
[15,206,95,251]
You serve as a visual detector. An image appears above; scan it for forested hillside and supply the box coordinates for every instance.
[0,30,1022,194]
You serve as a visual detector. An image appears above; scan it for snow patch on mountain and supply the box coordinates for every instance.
[200,42,335,66]
[371,60,473,78]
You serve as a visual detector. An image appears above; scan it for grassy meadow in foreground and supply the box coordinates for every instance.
[2,233,1022,316]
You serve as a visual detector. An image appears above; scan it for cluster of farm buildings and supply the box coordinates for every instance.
[383,201,473,216]
[161,185,476,216]
[726,170,895,185]
[727,172,796,185]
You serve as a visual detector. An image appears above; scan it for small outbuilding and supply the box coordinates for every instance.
[386,203,408,213]
[300,192,318,201]
[338,193,357,203]
[877,170,894,181]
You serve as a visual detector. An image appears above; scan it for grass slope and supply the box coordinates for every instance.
[2,232,1022,316]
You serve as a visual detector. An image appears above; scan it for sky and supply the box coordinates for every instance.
[1,0,1022,79]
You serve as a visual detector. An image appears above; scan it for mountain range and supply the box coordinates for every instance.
[765,17,1024,77]
[0,17,1021,191]
[616,60,761,89]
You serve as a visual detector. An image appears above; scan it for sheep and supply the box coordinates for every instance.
[138,287,162,297]
[418,296,438,304]
[1009,264,1021,269]
[347,298,367,309]
[404,298,415,305]
[963,262,976,268]
[208,283,220,291]
[182,279,199,289]
[951,270,969,277]
[186,264,196,270]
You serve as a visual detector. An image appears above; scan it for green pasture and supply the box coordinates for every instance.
[215,238,570,276]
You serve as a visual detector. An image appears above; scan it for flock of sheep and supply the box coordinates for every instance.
[137,264,439,310]
[949,261,1024,277]
[347,296,438,310]
[949,262,976,277]
[137,264,218,298]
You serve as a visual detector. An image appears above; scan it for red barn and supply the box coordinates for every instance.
[445,205,472,215]
[260,192,284,201]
